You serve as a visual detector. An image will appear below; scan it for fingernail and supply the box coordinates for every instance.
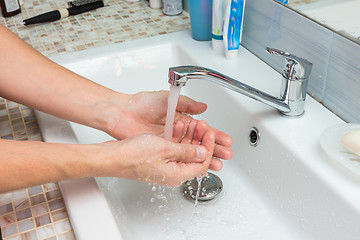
[196,146,206,161]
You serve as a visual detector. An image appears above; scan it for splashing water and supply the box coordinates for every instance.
[194,175,204,212]
[164,85,182,141]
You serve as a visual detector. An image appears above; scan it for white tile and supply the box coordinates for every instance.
[323,33,360,122]
[2,224,17,238]
[0,194,11,205]
[18,219,34,232]
[31,203,49,217]
[54,220,71,234]
[37,225,55,239]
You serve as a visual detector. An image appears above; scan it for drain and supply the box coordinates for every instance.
[249,127,260,147]
[183,173,223,202]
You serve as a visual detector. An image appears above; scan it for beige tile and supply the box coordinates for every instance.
[58,231,76,240]
[37,225,55,239]
[45,190,61,201]
[48,199,64,212]
[34,214,51,228]
[2,223,18,238]
[50,208,67,222]
[4,235,21,240]
[0,212,16,227]
[54,219,71,234]
[0,193,11,206]
[0,203,13,216]
[28,186,43,196]
[12,190,27,202]
[16,208,32,221]
[42,183,58,192]
[14,199,30,211]
[20,230,37,240]
[18,219,34,232]
[31,203,48,217]
[30,194,46,206]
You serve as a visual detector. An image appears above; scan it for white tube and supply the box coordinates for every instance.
[211,0,226,52]
[223,0,246,59]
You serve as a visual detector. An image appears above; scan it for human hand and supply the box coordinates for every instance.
[99,126,215,187]
[106,91,233,164]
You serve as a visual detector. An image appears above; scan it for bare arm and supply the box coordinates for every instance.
[0,24,127,134]
[0,131,213,193]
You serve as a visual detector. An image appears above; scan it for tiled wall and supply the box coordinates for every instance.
[242,0,360,123]
[0,99,75,240]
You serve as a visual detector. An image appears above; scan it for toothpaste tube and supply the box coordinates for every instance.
[211,0,226,52]
[223,0,246,59]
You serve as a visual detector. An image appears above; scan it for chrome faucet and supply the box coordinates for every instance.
[168,48,312,118]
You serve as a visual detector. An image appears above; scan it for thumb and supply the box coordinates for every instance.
[176,95,207,115]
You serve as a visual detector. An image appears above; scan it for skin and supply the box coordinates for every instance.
[0,24,233,193]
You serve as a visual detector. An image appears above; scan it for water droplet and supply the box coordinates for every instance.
[152,186,157,191]
[150,198,156,203]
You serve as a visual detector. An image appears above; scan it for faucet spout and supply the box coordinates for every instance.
[168,48,312,118]
[168,66,291,115]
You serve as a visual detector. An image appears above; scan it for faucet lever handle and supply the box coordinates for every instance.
[266,47,312,80]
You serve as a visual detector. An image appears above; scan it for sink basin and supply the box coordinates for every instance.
[35,30,360,240]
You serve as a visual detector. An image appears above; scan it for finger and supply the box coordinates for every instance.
[213,144,233,160]
[181,119,197,144]
[172,121,185,142]
[176,95,207,115]
[171,143,208,163]
[193,120,208,145]
[208,158,223,171]
[210,126,232,147]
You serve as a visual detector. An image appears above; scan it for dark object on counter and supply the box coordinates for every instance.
[0,0,21,17]
[0,226,2,240]
[22,0,104,25]
[67,0,100,7]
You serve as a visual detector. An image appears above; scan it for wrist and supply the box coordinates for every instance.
[94,92,132,138]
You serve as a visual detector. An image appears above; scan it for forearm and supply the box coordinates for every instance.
[0,25,129,133]
[0,139,103,193]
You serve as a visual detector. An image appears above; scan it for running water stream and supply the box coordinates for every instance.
[164,85,204,210]
[164,85,182,141]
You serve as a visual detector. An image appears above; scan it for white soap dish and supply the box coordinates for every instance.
[320,123,360,176]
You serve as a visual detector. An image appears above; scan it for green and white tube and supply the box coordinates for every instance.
[212,0,226,52]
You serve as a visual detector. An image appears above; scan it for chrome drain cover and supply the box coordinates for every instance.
[183,173,223,202]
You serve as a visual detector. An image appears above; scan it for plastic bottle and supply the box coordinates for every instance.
[212,0,226,52]
[162,0,182,16]
[150,0,161,9]
[188,0,212,41]
[0,0,21,17]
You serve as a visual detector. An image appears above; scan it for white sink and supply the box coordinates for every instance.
[35,30,360,240]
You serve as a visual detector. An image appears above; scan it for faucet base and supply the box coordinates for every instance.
[279,110,305,118]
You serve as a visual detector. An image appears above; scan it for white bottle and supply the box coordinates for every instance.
[150,0,161,9]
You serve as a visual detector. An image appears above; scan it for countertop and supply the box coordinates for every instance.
[0,0,190,239]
